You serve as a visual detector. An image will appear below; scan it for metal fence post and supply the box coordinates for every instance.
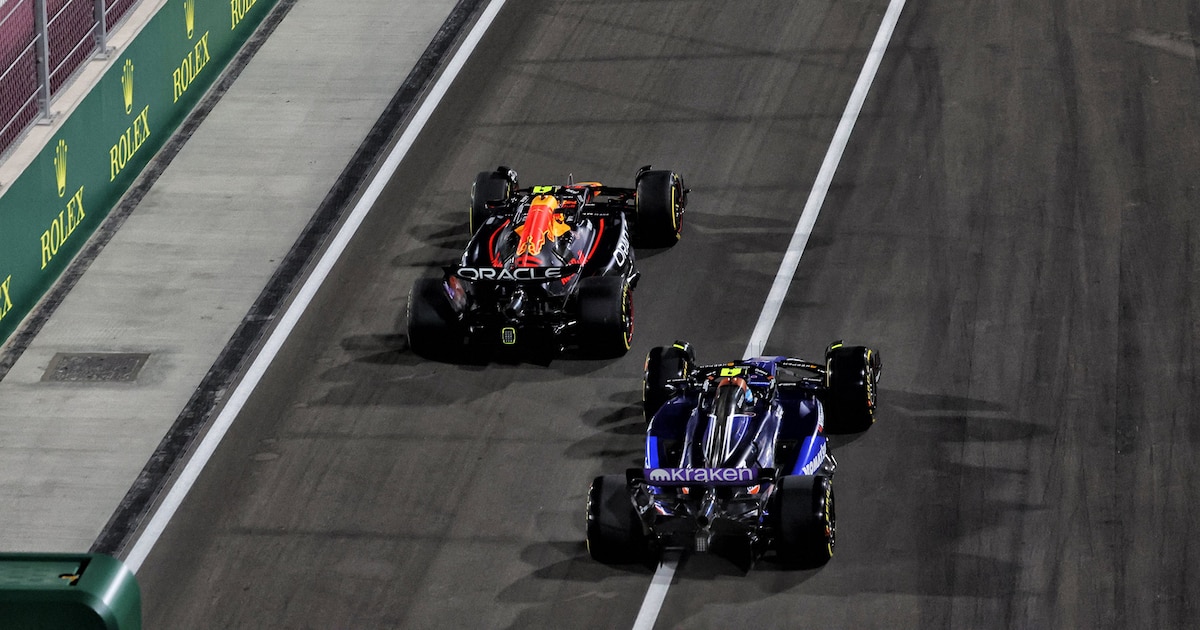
[94,0,110,56]
[34,0,51,119]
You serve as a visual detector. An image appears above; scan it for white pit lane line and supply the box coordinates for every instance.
[631,0,907,628]
[123,0,511,573]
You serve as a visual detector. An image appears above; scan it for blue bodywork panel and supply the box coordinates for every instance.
[645,356,827,478]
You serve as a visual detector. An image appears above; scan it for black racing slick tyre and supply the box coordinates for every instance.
[470,169,515,234]
[824,342,882,434]
[643,341,695,423]
[634,169,685,247]
[406,278,460,360]
[586,475,647,564]
[774,474,835,568]
[577,276,634,358]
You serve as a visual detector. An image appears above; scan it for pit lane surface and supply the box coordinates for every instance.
[136,0,1200,628]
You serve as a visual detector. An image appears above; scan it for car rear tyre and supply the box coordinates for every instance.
[774,474,835,568]
[587,475,647,564]
[643,341,694,423]
[578,276,633,358]
[471,169,515,234]
[634,169,685,247]
[406,278,460,359]
[824,343,882,433]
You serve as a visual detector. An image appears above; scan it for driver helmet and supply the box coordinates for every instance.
[708,376,753,418]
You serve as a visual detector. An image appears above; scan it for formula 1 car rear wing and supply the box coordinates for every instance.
[627,467,780,487]
[446,264,580,282]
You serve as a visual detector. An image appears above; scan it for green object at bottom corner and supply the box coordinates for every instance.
[0,553,140,630]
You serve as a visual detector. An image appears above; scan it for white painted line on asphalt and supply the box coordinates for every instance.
[632,553,678,630]
[744,0,909,359]
[631,0,907,627]
[123,0,509,573]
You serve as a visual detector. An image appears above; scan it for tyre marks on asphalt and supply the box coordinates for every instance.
[632,2,908,628]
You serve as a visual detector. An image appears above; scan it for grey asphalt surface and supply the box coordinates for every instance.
[134,0,1200,628]
[7,0,1200,628]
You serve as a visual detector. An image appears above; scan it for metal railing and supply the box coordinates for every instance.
[0,0,140,158]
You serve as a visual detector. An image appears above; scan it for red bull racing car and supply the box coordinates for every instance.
[587,341,882,568]
[407,166,686,358]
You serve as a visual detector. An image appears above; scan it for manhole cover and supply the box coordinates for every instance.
[42,353,150,382]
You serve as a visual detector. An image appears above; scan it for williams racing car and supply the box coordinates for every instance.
[407,166,686,358]
[586,341,882,568]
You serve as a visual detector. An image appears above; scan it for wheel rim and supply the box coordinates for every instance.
[585,482,597,555]
[621,282,633,349]
[670,183,678,232]
[865,349,877,412]
[823,482,836,557]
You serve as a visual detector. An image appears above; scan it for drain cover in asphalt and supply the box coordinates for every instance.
[42,353,150,382]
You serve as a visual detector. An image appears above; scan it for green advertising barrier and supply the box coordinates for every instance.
[0,0,278,344]
[0,553,141,629]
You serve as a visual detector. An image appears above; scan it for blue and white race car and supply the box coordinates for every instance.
[586,341,881,568]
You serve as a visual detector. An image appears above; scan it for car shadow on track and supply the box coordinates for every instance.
[812,388,1044,601]
[496,540,826,630]
[400,220,469,263]
[494,541,655,629]
[564,390,645,472]
[303,331,626,409]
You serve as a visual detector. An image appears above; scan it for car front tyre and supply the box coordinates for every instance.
[634,169,685,247]
[643,341,694,423]
[470,169,515,235]
[824,342,882,433]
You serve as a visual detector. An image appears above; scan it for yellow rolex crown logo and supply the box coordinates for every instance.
[185,0,195,39]
[121,59,134,114]
[54,139,67,197]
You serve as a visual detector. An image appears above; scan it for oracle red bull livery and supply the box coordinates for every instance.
[587,341,882,568]
[407,165,686,358]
